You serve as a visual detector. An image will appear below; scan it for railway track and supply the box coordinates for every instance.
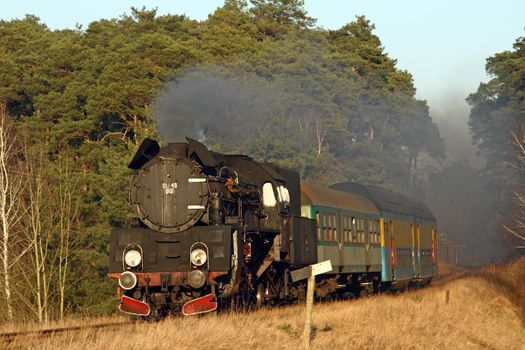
[0,268,478,346]
[0,320,133,345]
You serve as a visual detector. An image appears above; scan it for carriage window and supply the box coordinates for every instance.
[346,217,350,242]
[262,182,276,207]
[332,215,336,241]
[356,218,361,242]
[359,219,364,243]
[347,217,352,242]
[356,219,360,242]
[364,218,373,243]
[351,217,356,242]
[328,215,332,241]
[320,214,324,240]
[323,214,329,241]
[316,212,320,240]
[363,219,367,243]
[333,214,337,241]
[328,214,333,241]
[367,218,371,243]
[323,214,328,241]
[341,216,348,242]
[329,214,335,241]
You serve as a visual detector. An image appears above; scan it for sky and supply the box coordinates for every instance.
[2,0,524,166]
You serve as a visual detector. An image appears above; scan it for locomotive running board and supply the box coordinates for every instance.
[119,296,151,316]
[182,294,217,316]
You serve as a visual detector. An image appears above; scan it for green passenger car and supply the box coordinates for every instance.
[301,184,382,275]
[299,182,438,291]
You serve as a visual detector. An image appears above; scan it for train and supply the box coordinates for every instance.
[437,238,473,267]
[108,137,438,317]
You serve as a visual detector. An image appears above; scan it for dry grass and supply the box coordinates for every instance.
[4,258,525,350]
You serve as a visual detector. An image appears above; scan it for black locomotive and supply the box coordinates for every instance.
[108,138,437,316]
[108,138,317,316]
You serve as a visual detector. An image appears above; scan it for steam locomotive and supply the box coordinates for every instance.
[108,138,437,317]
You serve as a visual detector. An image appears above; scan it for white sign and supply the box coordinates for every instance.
[290,260,332,282]
[311,260,332,276]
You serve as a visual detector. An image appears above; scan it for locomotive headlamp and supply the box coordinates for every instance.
[188,270,206,289]
[190,248,207,266]
[119,271,138,290]
[124,250,142,268]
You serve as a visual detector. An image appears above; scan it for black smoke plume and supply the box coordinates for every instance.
[153,66,284,145]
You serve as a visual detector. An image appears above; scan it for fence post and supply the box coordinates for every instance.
[304,275,315,349]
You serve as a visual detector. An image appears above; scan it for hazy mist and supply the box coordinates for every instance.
[428,93,485,169]
[426,92,504,264]
[154,65,505,265]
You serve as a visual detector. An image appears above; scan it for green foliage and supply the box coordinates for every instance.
[0,1,445,319]
[467,35,525,177]
[467,34,525,251]
[249,0,316,38]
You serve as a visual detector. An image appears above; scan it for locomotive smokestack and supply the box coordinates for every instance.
[196,128,207,144]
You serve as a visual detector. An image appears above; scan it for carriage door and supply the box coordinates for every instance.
[416,224,421,277]
[411,223,421,277]
[389,221,396,279]
[364,217,370,271]
[337,213,344,272]
[431,227,436,269]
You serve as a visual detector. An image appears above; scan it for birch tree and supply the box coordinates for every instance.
[16,135,81,322]
[0,103,23,321]
[55,150,80,320]
[20,141,52,323]
[504,131,525,251]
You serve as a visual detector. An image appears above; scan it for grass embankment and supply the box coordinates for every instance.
[4,258,525,350]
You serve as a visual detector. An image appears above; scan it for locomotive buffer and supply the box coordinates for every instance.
[290,260,332,349]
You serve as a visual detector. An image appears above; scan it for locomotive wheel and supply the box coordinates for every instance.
[255,281,267,308]
[231,283,255,311]
[264,266,285,305]
[229,267,256,312]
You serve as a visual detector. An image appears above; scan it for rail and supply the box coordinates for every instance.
[0,321,132,345]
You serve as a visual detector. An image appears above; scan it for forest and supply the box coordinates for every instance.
[0,0,523,322]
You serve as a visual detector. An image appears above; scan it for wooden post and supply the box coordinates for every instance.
[290,260,332,350]
[304,275,315,349]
